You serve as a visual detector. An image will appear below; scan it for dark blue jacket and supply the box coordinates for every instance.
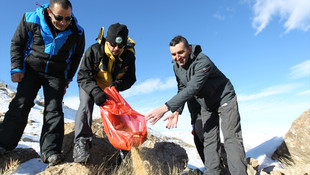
[10,3,85,81]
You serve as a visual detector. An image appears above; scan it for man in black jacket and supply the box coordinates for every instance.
[0,0,85,167]
[73,23,136,163]
[146,35,247,175]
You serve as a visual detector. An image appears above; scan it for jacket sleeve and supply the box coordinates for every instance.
[187,97,201,125]
[10,14,29,74]
[66,31,85,81]
[168,69,186,114]
[166,53,212,113]
[77,45,103,96]
[112,52,136,92]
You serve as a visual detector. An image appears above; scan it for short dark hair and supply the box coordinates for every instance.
[169,35,189,48]
[50,0,72,10]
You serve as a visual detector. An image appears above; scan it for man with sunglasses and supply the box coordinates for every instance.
[0,0,85,167]
[73,23,136,163]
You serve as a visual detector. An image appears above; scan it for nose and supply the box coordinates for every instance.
[59,19,66,25]
[175,54,182,61]
[115,45,122,49]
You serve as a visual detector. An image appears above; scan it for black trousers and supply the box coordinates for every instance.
[0,69,66,162]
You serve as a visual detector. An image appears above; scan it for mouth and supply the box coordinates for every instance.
[178,57,185,63]
[56,25,65,30]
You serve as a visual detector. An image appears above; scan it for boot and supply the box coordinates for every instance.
[73,138,91,163]
[47,153,64,167]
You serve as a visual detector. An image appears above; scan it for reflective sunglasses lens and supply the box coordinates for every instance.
[64,17,72,22]
[110,42,124,48]
[55,16,63,21]
[110,42,117,47]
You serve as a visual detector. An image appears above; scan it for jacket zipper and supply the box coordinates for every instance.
[45,38,56,73]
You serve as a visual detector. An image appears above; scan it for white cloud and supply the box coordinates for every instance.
[298,90,310,95]
[121,76,177,98]
[213,12,226,21]
[252,0,310,35]
[288,59,310,79]
[238,84,298,101]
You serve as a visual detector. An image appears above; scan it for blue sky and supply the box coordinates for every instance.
[0,0,309,134]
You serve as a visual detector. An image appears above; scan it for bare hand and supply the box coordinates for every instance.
[163,111,179,129]
[11,73,24,82]
[145,105,169,125]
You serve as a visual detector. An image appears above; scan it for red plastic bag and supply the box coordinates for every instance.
[99,86,147,150]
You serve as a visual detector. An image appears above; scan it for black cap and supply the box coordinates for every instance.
[106,23,128,45]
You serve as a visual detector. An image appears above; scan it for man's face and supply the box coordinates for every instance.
[170,42,192,67]
[106,41,124,56]
[48,3,72,31]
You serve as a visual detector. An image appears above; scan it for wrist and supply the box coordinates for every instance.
[162,104,169,112]
[91,87,102,98]
[164,102,171,112]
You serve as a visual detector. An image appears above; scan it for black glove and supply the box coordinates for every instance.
[91,88,108,106]
[110,82,119,91]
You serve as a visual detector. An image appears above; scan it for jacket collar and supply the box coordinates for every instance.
[182,44,202,69]
[36,3,80,37]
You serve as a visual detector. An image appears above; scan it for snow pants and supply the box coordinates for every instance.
[192,96,248,175]
[74,86,95,143]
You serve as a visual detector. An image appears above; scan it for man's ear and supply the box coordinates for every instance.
[188,45,192,53]
[46,8,52,17]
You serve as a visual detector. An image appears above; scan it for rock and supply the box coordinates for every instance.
[36,100,45,107]
[47,119,189,175]
[272,109,310,165]
[62,121,120,166]
[21,137,37,142]
[140,141,188,174]
[37,163,91,175]
[270,170,285,175]
[247,164,257,175]
[183,168,204,175]
[247,157,259,170]
[0,148,40,170]
[247,157,259,175]
[261,165,284,174]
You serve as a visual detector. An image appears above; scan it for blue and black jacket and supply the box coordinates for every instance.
[10,3,85,81]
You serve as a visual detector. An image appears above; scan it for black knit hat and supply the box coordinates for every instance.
[106,23,128,45]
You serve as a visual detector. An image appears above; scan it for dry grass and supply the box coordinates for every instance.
[282,163,310,175]
[278,156,310,175]
[0,158,20,175]
[92,147,184,175]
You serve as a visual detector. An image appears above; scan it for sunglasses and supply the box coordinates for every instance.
[109,42,125,48]
[49,8,72,22]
